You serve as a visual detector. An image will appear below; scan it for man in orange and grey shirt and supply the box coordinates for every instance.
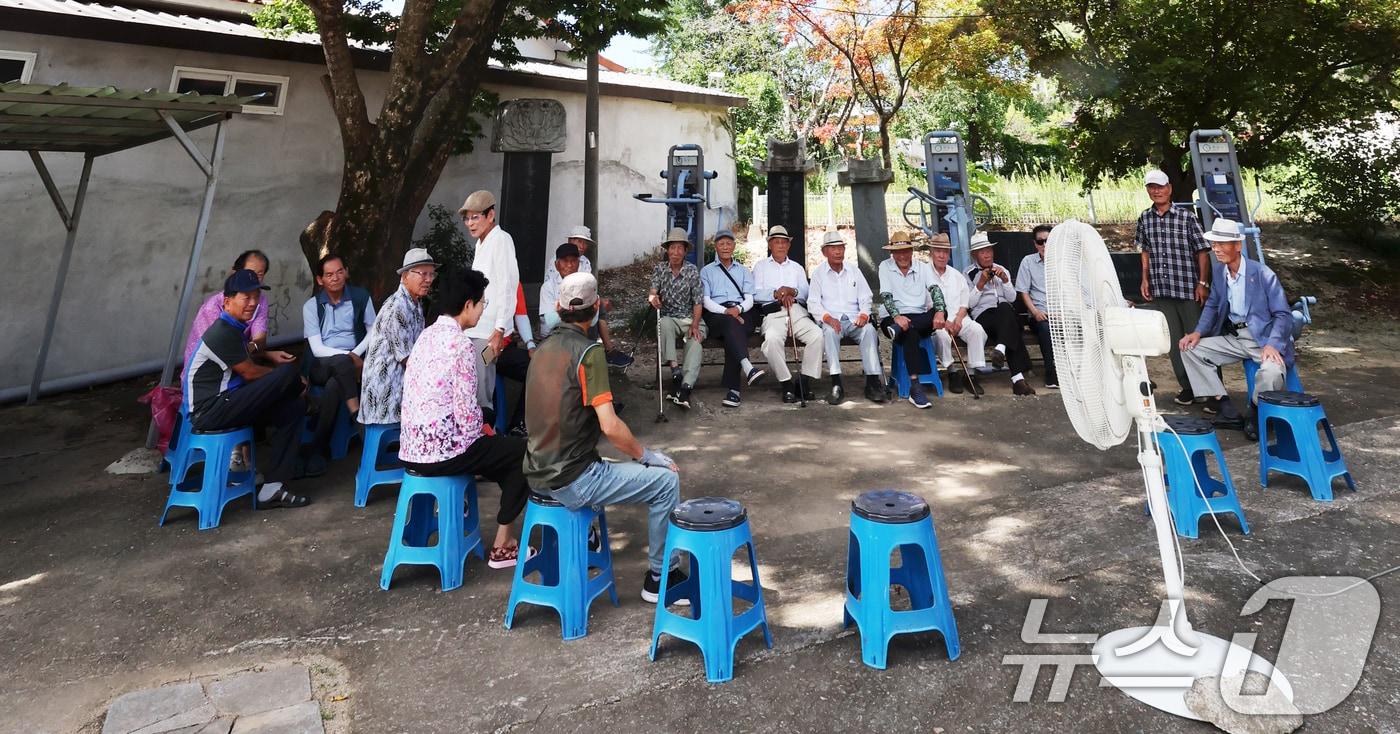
[524,272,685,603]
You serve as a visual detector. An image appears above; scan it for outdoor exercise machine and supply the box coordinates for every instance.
[1189,129,1317,338]
[633,143,717,265]
[903,130,991,272]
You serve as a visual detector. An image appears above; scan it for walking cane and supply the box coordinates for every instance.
[949,336,981,401]
[785,302,807,408]
[654,306,668,423]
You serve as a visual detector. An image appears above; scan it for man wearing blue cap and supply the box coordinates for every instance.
[184,269,312,509]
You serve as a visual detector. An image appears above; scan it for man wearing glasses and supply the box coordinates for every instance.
[460,190,520,421]
[1015,224,1058,389]
[359,248,436,428]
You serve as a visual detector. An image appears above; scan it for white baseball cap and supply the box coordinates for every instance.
[1144,170,1170,187]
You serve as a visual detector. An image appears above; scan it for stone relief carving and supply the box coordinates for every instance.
[491,99,567,153]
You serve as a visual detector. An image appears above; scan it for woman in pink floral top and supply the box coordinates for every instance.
[399,268,530,568]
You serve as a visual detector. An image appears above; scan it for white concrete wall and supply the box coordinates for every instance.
[0,30,736,391]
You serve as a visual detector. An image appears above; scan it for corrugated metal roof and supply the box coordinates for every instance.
[1,0,322,44]
[1,0,748,106]
[0,81,252,153]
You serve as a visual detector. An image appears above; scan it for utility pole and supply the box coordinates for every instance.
[585,51,600,257]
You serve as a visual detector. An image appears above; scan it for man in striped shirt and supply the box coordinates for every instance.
[1136,169,1212,405]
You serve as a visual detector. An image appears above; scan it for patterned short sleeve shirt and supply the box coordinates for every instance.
[398,315,483,464]
[359,284,425,425]
[1135,205,1208,301]
[650,261,703,318]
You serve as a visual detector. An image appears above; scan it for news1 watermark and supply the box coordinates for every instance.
[1001,576,1381,714]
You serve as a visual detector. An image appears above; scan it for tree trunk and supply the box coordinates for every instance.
[965,118,983,166]
[878,116,893,170]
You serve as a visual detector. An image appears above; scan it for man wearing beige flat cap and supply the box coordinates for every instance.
[459,190,519,419]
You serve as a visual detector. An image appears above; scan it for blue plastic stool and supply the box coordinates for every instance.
[355,423,404,507]
[300,386,356,460]
[380,471,484,592]
[888,336,944,399]
[843,490,960,669]
[1258,391,1354,501]
[504,493,619,640]
[650,497,772,683]
[159,424,257,530]
[493,379,509,434]
[1244,360,1303,401]
[1155,416,1249,539]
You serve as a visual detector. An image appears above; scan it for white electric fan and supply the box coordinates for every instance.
[1044,220,1291,720]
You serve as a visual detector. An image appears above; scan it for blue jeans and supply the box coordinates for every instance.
[550,460,681,574]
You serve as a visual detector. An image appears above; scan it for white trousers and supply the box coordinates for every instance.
[821,316,882,376]
[760,304,823,382]
[932,318,988,369]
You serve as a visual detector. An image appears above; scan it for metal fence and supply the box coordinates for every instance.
[753,186,1285,230]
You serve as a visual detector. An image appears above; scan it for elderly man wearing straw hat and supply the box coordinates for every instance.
[808,229,886,404]
[964,231,1036,396]
[927,232,989,391]
[751,224,822,403]
[647,227,707,408]
[877,229,945,409]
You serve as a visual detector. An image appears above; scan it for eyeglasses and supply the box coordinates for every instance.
[407,269,436,280]
[462,213,487,223]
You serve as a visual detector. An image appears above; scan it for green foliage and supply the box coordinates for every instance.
[414,204,474,270]
[1272,118,1400,244]
[250,0,316,37]
[987,0,1400,188]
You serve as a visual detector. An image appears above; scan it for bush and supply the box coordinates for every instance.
[1273,118,1400,245]
[414,204,474,270]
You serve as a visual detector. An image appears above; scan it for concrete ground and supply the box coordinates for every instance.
[2,353,1398,733]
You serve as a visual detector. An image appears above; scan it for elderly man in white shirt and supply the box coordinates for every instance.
[927,233,989,394]
[751,224,822,404]
[460,189,520,415]
[877,230,945,409]
[808,230,885,405]
[540,225,631,367]
[964,231,1035,396]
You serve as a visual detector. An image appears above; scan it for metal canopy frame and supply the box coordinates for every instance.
[1,82,250,408]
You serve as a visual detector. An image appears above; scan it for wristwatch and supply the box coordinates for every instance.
[1198,281,1210,289]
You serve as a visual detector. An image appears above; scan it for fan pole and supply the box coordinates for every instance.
[1135,419,1195,642]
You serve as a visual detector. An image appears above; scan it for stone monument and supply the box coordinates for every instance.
[838,158,895,285]
[492,99,566,304]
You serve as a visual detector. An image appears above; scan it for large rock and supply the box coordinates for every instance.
[102,682,215,734]
[207,665,312,717]
[1185,671,1304,734]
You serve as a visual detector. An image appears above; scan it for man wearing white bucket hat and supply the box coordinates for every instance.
[359,247,437,426]
[964,231,1035,396]
[1180,218,1296,438]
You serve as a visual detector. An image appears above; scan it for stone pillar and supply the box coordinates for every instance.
[492,99,566,310]
[838,158,894,285]
[755,138,815,265]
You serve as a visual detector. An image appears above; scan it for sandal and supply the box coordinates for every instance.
[487,543,536,569]
[258,488,311,510]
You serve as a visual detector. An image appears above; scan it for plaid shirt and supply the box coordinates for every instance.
[1134,205,1208,300]
[650,261,703,318]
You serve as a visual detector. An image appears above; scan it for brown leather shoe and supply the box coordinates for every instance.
[1012,379,1036,396]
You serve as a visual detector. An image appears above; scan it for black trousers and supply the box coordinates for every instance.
[703,310,752,390]
[192,363,304,483]
[880,311,936,376]
[976,303,1032,375]
[494,341,530,428]
[1029,318,1057,381]
[404,435,529,526]
[307,354,359,455]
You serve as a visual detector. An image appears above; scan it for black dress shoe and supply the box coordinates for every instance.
[780,380,797,403]
[828,385,845,405]
[1243,418,1259,441]
[864,383,888,403]
[947,369,964,394]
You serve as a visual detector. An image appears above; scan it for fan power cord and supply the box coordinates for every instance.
[1154,423,1399,599]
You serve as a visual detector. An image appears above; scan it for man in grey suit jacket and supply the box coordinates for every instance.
[1179,219,1295,434]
